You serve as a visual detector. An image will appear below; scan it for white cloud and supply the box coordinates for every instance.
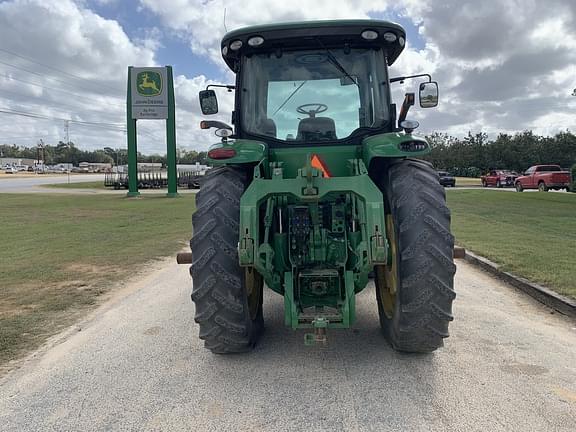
[0,0,159,151]
[139,0,392,63]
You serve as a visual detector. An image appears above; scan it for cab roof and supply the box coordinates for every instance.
[221,19,406,71]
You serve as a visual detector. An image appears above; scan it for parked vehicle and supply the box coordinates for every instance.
[515,165,571,192]
[3,166,17,174]
[438,171,456,187]
[481,170,518,188]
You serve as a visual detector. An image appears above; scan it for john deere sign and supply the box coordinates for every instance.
[137,71,162,96]
[130,67,168,119]
[126,65,178,197]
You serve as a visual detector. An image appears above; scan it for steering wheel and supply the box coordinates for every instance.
[296,103,328,118]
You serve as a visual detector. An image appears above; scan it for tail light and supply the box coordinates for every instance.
[208,148,236,160]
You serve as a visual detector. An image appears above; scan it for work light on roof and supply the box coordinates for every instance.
[361,30,379,40]
[398,36,405,47]
[383,32,397,42]
[248,36,265,47]
[221,46,228,55]
[230,40,243,51]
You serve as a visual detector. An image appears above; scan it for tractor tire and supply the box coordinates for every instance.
[190,166,264,354]
[373,158,456,353]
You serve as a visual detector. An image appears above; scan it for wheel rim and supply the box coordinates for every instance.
[376,214,399,319]
[245,268,262,321]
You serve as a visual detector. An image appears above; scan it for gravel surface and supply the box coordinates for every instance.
[0,260,575,431]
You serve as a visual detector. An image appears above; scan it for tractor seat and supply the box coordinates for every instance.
[259,118,277,138]
[296,117,337,141]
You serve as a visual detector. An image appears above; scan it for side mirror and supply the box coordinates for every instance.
[199,90,218,115]
[419,82,438,108]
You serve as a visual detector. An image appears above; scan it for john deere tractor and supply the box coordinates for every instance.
[189,20,456,353]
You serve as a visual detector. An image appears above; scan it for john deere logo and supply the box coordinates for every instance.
[137,71,162,96]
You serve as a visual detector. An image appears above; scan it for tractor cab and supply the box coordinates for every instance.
[200,20,438,148]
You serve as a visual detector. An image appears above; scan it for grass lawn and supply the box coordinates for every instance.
[455,177,481,186]
[0,193,194,366]
[42,181,106,189]
[447,190,575,298]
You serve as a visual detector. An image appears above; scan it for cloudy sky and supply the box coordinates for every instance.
[1,0,575,154]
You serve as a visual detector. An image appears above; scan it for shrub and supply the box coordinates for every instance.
[448,166,482,178]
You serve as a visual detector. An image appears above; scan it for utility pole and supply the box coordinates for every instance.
[37,139,45,173]
[64,121,71,183]
[64,120,70,145]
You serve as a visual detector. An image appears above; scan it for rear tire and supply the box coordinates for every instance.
[374,159,456,353]
[538,182,548,192]
[515,182,523,192]
[190,166,264,354]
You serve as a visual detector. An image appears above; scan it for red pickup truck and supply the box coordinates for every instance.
[515,165,571,192]
[481,170,518,188]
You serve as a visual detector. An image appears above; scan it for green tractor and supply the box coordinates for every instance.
[189,20,456,353]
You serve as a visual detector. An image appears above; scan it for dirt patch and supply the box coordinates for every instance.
[62,263,116,274]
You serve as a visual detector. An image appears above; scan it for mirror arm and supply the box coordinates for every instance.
[200,120,233,131]
[206,84,236,92]
[390,73,432,84]
[398,92,415,127]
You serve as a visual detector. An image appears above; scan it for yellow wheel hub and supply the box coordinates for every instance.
[245,268,262,320]
[376,214,399,319]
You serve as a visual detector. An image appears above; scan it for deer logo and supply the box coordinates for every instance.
[136,71,162,96]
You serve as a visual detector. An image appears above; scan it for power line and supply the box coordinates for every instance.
[0,107,161,141]
[0,134,60,139]
[0,108,125,131]
[0,72,126,107]
[0,88,123,120]
[0,46,124,95]
[0,58,125,101]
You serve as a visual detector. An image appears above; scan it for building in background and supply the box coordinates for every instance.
[78,162,113,172]
[1,157,36,167]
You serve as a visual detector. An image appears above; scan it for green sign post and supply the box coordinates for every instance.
[126,66,178,197]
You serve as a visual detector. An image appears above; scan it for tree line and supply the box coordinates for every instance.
[424,131,576,176]
[2,130,576,174]
[0,142,208,166]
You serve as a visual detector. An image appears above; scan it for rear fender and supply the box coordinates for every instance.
[362,132,430,170]
[207,139,267,165]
